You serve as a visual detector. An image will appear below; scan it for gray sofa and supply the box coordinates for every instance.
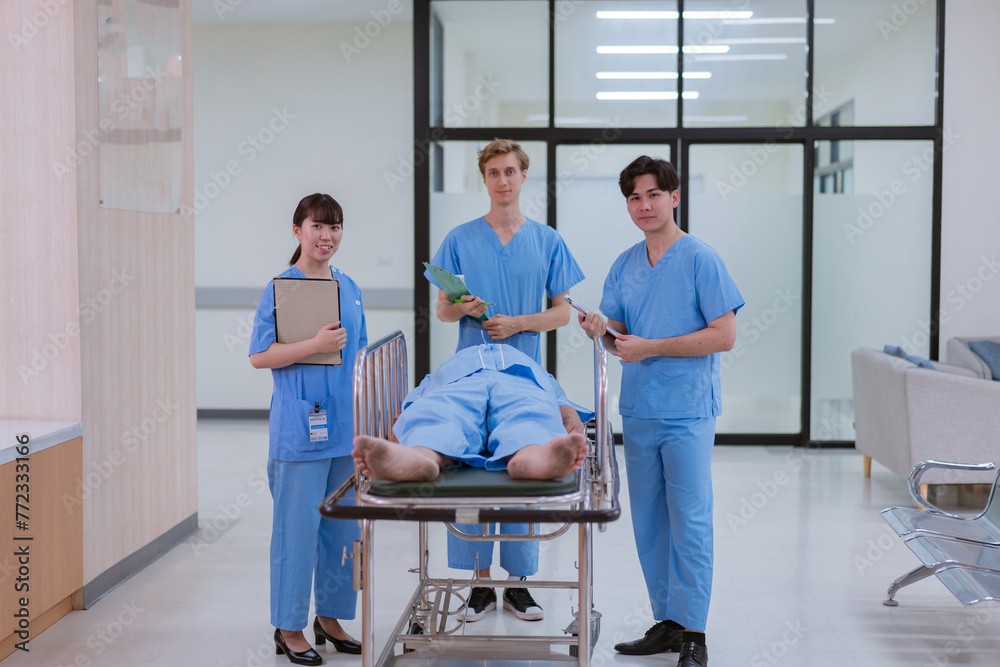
[851,346,1000,484]
[946,336,1000,380]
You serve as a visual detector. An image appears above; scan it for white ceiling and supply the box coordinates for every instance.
[192,0,414,24]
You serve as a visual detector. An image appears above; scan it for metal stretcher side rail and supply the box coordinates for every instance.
[319,330,620,667]
[320,331,619,525]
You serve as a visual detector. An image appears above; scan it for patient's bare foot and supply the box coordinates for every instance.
[506,433,588,480]
[352,436,442,481]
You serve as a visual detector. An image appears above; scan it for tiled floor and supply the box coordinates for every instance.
[10,420,1000,666]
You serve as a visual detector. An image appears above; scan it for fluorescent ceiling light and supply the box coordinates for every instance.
[597,91,699,100]
[597,45,729,54]
[596,11,754,20]
[690,54,789,62]
[684,115,750,123]
[722,17,835,25]
[597,11,678,19]
[706,37,806,45]
[596,71,712,80]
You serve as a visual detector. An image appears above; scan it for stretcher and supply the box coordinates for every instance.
[320,331,620,667]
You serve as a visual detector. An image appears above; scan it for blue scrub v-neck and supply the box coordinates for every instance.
[427,216,584,362]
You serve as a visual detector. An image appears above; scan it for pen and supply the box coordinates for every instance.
[565,296,623,339]
[455,296,494,306]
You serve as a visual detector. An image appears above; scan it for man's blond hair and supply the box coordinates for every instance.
[477,138,530,176]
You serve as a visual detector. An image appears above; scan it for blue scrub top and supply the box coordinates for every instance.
[400,343,594,425]
[250,265,368,461]
[601,235,744,419]
[427,217,585,363]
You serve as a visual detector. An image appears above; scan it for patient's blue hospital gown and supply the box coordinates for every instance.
[394,343,593,575]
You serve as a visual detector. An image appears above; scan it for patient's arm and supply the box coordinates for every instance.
[560,405,585,435]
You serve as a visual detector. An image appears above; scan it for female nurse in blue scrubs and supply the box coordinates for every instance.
[426,139,585,623]
[250,193,366,665]
[579,157,744,667]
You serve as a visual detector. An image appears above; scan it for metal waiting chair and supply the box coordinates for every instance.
[881,460,1000,545]
[880,459,1000,606]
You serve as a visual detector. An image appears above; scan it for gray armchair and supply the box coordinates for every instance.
[850,348,1000,484]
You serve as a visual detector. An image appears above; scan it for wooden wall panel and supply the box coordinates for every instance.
[0,0,82,422]
[74,0,197,584]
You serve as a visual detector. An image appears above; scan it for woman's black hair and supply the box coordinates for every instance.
[289,193,344,266]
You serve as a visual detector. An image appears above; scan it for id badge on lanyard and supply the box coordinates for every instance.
[309,402,328,443]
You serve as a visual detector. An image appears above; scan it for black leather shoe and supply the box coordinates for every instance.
[613,621,684,654]
[274,628,323,666]
[313,617,362,655]
[678,640,709,667]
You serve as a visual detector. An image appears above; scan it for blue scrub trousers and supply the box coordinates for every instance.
[621,416,715,631]
[268,456,359,630]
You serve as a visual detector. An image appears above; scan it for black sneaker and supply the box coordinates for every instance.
[503,585,544,621]
[459,587,496,622]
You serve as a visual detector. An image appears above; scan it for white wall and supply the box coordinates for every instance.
[193,20,414,409]
[190,1,1000,411]
[940,0,1000,349]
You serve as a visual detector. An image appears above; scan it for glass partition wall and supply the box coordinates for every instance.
[414,0,944,447]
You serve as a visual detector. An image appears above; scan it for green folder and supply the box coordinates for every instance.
[423,262,489,322]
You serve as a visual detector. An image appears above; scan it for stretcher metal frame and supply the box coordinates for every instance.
[320,330,620,667]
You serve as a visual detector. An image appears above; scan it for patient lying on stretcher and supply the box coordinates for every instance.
[352,343,590,482]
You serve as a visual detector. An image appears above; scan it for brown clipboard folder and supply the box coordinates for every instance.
[273,277,342,366]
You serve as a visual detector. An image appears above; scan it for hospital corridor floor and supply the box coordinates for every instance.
[9,419,1000,667]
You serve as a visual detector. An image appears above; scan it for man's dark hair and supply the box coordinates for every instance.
[619,155,680,198]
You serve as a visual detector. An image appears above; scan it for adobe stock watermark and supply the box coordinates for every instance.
[878,0,933,40]
[231,631,279,667]
[720,287,799,371]
[750,619,808,667]
[61,398,180,513]
[57,600,145,667]
[181,106,296,221]
[51,66,174,183]
[340,0,405,63]
[726,444,818,534]
[223,313,256,353]
[18,268,136,385]
[852,522,901,576]
[212,0,245,21]
[923,606,1000,667]
[188,467,270,555]
[521,118,626,222]
[383,75,501,192]
[552,0,586,24]
[843,127,960,244]
[7,0,71,52]
[715,86,835,201]
[896,254,1000,356]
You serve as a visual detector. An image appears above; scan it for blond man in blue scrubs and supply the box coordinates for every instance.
[426,139,585,622]
[579,156,744,667]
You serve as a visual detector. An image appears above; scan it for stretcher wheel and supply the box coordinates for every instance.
[567,611,601,658]
[402,622,423,653]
